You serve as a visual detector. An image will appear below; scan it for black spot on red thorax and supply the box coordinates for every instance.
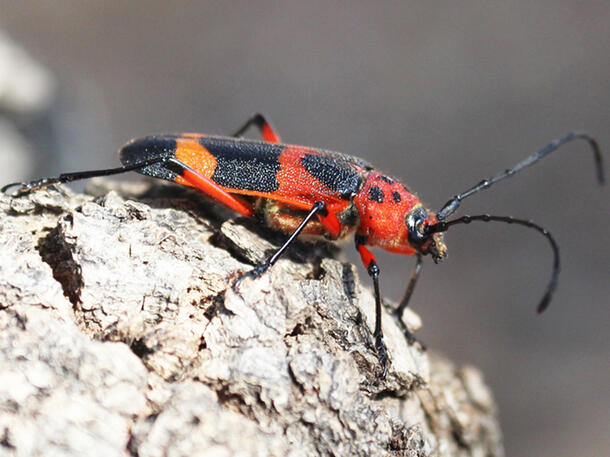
[200,137,283,192]
[301,153,363,199]
[392,191,401,203]
[377,175,394,185]
[368,186,384,203]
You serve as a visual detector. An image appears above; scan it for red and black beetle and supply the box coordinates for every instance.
[3,113,604,378]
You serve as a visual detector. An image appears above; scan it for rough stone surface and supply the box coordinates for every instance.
[0,180,503,457]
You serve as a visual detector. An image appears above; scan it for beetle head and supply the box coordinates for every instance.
[405,206,447,263]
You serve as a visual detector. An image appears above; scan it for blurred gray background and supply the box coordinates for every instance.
[1,2,608,455]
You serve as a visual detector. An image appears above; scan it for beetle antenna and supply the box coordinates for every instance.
[437,132,604,220]
[427,214,558,313]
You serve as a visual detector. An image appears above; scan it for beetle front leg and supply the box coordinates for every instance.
[355,236,389,379]
[392,255,426,348]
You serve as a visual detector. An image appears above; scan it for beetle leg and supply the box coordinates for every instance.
[355,236,389,379]
[231,113,282,143]
[393,255,426,348]
[316,206,342,239]
[234,201,326,285]
[165,158,254,217]
[2,156,172,196]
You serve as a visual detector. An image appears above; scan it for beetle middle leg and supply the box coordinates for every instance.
[234,201,327,286]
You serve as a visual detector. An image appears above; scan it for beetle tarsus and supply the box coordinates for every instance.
[232,264,270,292]
[2,178,59,196]
[375,332,389,379]
[393,317,427,351]
[1,182,26,195]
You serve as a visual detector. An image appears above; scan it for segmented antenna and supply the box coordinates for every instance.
[437,132,604,220]
[428,214,558,313]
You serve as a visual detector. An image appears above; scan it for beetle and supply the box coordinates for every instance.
[3,113,604,378]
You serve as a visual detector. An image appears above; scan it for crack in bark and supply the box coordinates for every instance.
[36,217,83,306]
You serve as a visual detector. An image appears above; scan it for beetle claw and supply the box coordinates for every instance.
[375,334,389,379]
[232,263,270,292]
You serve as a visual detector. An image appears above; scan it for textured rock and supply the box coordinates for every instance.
[0,181,503,456]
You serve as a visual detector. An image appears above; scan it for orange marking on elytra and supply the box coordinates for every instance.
[174,137,217,186]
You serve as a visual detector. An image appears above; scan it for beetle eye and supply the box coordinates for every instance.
[406,207,429,246]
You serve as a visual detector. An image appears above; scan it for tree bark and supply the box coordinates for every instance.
[0,180,503,457]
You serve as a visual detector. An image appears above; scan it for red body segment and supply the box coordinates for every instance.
[354,172,422,255]
[158,134,436,255]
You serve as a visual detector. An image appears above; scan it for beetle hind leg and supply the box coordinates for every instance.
[1,156,171,196]
[231,113,282,143]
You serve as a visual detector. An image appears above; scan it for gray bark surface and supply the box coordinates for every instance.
[0,180,503,457]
